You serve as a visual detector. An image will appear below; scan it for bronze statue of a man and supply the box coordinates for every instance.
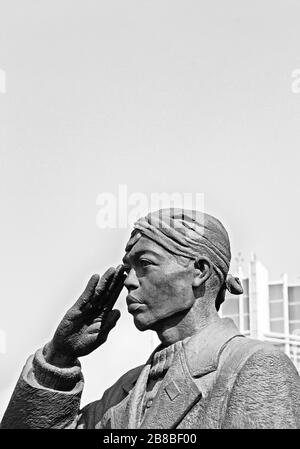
[2,209,300,428]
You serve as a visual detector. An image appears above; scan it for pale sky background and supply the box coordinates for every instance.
[1,0,300,417]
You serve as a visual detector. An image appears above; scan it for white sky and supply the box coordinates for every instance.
[1,0,300,417]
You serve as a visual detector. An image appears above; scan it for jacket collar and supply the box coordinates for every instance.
[120,317,242,393]
[184,317,243,377]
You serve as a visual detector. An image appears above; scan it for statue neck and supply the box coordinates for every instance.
[153,304,221,346]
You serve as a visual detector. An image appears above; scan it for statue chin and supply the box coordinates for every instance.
[132,315,152,332]
[132,307,190,334]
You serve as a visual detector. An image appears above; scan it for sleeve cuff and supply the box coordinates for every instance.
[32,345,82,391]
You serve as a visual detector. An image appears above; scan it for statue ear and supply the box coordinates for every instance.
[192,257,212,287]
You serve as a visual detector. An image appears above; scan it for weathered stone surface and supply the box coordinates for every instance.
[2,209,300,428]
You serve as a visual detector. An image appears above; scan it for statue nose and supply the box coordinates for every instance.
[124,268,139,291]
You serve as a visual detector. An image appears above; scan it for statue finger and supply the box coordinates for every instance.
[75,274,100,310]
[82,267,115,312]
[104,265,126,311]
[98,309,121,339]
[95,267,116,296]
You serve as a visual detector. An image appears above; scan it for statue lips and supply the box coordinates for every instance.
[126,294,145,314]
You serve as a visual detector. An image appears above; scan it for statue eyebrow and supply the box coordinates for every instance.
[122,249,161,265]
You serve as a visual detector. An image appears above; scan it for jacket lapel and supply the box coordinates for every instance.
[110,366,145,429]
[140,349,201,429]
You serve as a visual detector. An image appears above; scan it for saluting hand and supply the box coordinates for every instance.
[44,265,126,367]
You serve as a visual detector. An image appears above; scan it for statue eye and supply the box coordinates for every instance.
[139,258,152,267]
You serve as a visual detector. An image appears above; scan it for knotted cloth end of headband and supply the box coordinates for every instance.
[215,274,244,311]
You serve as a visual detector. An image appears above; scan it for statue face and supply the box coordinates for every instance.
[122,236,196,331]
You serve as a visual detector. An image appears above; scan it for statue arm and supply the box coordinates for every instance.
[223,347,300,429]
[0,346,84,429]
[1,345,142,429]
[1,268,126,429]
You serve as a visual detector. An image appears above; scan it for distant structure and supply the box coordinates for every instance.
[220,253,300,372]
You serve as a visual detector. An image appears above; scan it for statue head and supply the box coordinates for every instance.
[122,209,242,333]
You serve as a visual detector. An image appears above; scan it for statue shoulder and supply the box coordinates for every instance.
[221,337,300,428]
[220,335,298,374]
[215,335,300,400]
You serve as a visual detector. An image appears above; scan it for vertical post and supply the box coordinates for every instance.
[282,273,290,356]
[238,266,244,333]
[249,253,269,339]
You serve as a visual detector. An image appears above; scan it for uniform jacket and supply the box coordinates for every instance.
[1,318,300,429]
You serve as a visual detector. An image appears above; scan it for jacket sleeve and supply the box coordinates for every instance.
[1,346,85,429]
[1,346,142,429]
[223,346,300,429]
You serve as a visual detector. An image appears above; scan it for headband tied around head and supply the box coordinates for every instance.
[125,208,243,309]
